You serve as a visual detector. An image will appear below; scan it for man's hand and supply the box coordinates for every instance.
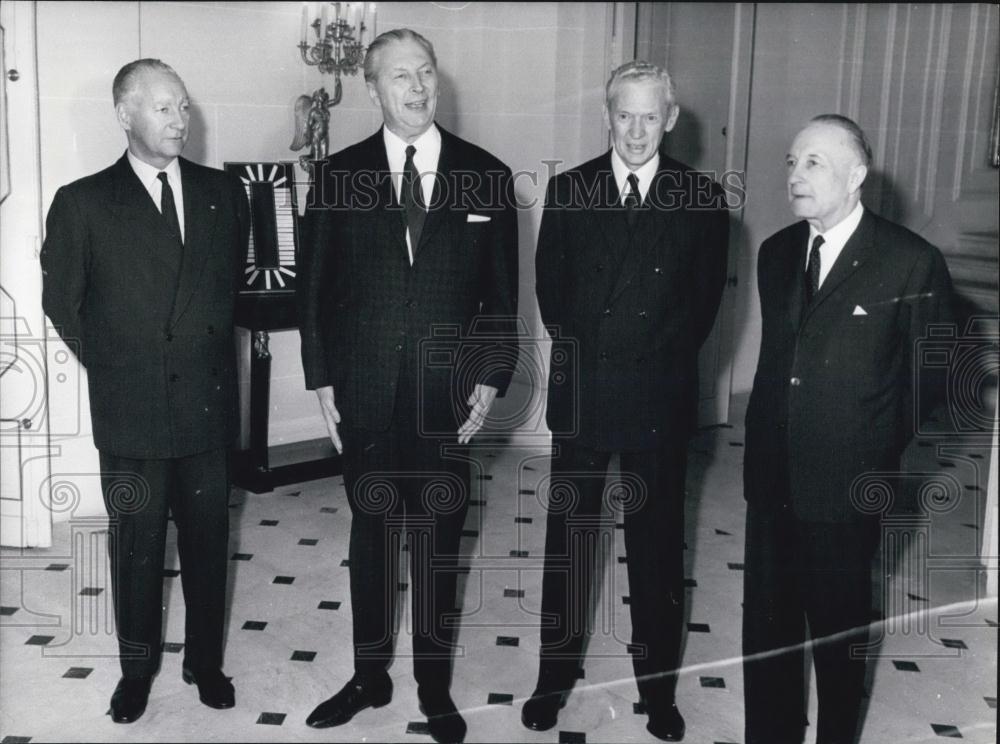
[315,386,343,454]
[458,384,498,444]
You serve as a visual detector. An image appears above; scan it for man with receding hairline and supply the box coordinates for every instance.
[299,28,517,743]
[742,114,954,744]
[525,60,729,741]
[41,58,249,723]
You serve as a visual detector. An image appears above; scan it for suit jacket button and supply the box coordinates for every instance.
[170,373,179,382]
[596,263,604,272]
[603,308,612,317]
[207,325,215,334]
[790,376,801,386]
[638,311,647,318]
[165,333,173,341]
[654,267,663,274]
[599,352,609,361]
[395,344,403,352]
[405,299,414,308]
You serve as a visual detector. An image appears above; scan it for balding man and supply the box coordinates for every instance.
[41,58,248,723]
[742,114,954,744]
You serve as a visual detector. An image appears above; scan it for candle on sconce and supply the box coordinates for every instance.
[300,3,309,44]
[320,2,329,41]
[371,3,377,38]
[335,2,341,24]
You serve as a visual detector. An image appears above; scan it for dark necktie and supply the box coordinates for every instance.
[402,145,426,256]
[157,172,182,245]
[806,234,824,302]
[623,173,641,229]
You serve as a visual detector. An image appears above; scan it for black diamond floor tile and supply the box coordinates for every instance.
[504,588,524,598]
[231,553,253,561]
[930,723,962,738]
[256,712,286,725]
[518,489,535,495]
[0,606,19,616]
[984,696,996,709]
[340,559,350,567]
[406,721,429,734]
[496,636,519,646]
[510,550,528,557]
[487,692,513,705]
[290,650,316,662]
[714,528,732,535]
[700,676,726,688]
[320,507,337,513]
[272,576,295,584]
[242,620,267,631]
[688,622,711,633]
[44,564,68,571]
[260,519,279,526]
[77,587,103,596]
[318,601,341,610]
[727,562,744,570]
[940,638,967,649]
[559,731,586,743]
[25,635,54,646]
[298,538,319,546]
[62,667,93,679]
[514,516,533,523]
[892,660,920,672]
[1,737,33,744]
[162,642,184,653]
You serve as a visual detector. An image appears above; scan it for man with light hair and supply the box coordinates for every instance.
[742,113,953,743]
[524,60,729,741]
[42,58,248,723]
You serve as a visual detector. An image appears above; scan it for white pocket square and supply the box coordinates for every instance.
[467,214,491,223]
[853,305,868,316]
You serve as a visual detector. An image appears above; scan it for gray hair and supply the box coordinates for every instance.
[605,60,677,113]
[810,113,873,167]
[363,28,437,83]
[112,58,180,106]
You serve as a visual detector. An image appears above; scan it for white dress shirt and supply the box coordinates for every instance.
[807,201,864,288]
[127,151,185,242]
[611,148,660,205]
[383,124,442,264]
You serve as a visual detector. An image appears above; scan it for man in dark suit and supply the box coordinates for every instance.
[742,114,954,744]
[41,59,248,723]
[298,29,517,743]
[524,61,729,741]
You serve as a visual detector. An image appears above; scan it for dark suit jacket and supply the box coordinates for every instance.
[41,153,250,459]
[744,209,954,523]
[535,151,729,451]
[298,125,519,434]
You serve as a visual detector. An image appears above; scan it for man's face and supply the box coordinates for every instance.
[367,38,438,142]
[117,69,190,169]
[786,122,867,230]
[603,79,677,170]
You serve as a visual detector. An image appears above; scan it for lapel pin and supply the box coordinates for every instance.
[210,204,216,210]
[852,260,858,267]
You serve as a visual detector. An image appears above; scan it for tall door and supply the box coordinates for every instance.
[636,2,755,426]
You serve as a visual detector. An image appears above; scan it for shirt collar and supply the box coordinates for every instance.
[808,200,864,250]
[127,150,181,189]
[610,148,660,202]
[382,124,441,164]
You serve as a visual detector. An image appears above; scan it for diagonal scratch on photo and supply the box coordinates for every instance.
[1,1,997,743]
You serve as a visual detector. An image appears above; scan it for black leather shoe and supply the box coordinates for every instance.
[108,676,152,723]
[182,666,235,709]
[306,673,393,728]
[646,702,686,741]
[520,688,568,732]
[418,687,467,743]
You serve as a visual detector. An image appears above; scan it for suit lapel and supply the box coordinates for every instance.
[169,158,219,327]
[780,222,809,330]
[801,210,876,326]
[413,128,456,257]
[110,153,184,276]
[604,156,674,307]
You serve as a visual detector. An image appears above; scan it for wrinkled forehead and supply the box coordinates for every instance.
[608,78,670,114]
[790,123,855,161]
[128,69,188,102]
[376,39,435,77]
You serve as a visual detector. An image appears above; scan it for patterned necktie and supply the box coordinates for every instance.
[806,234,824,302]
[402,145,426,256]
[623,173,640,229]
[157,172,182,245]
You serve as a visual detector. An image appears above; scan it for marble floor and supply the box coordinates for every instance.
[1,410,996,743]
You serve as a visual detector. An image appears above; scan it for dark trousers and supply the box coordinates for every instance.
[742,506,879,744]
[339,375,470,691]
[99,448,230,679]
[536,437,687,704]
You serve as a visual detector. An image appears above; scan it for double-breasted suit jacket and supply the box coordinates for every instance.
[299,125,519,428]
[744,210,954,523]
[535,150,729,451]
[41,153,250,459]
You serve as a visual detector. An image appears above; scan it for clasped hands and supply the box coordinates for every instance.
[315,383,498,454]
